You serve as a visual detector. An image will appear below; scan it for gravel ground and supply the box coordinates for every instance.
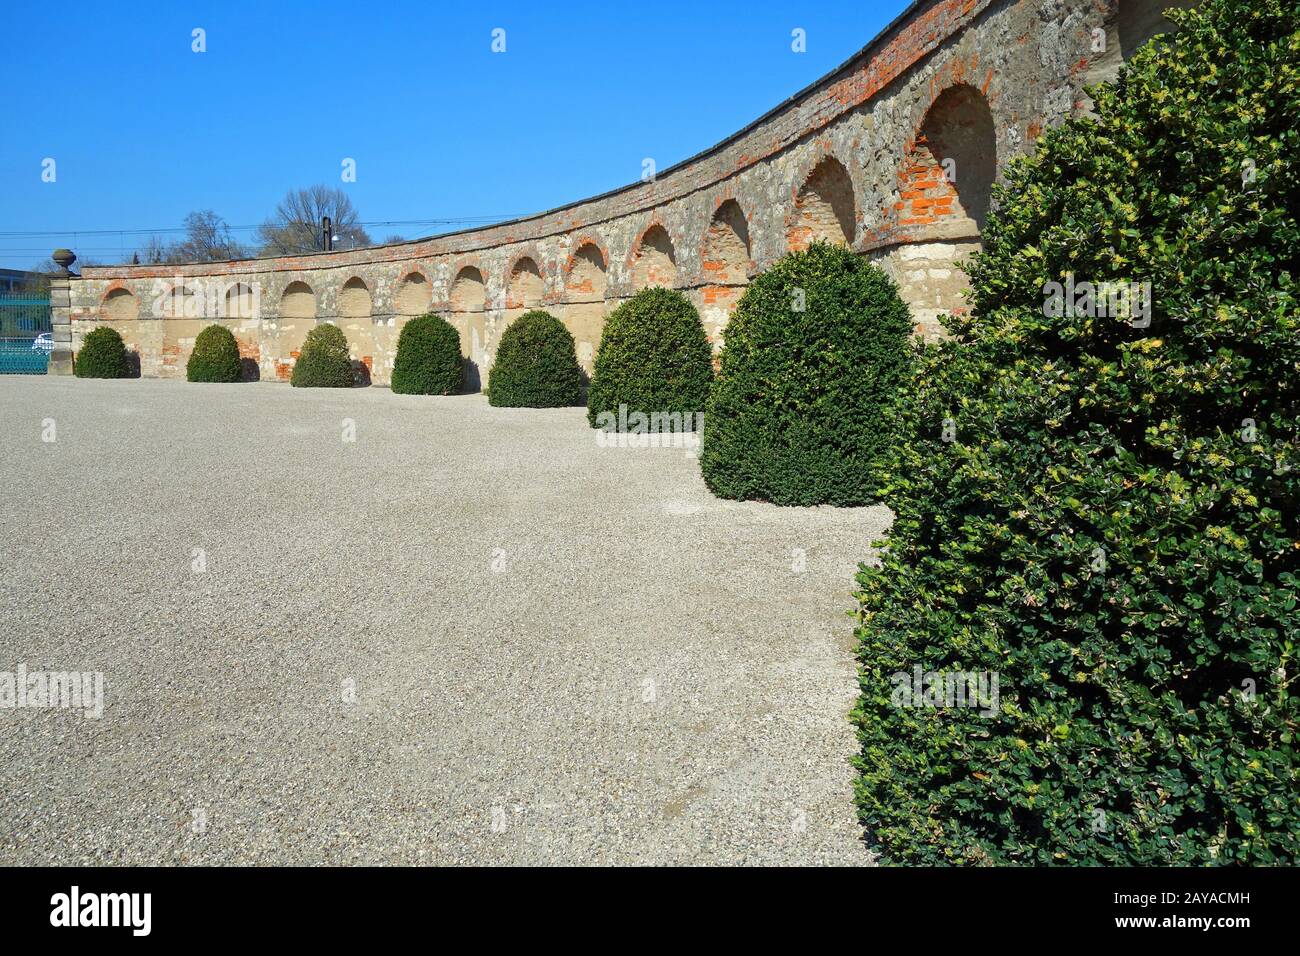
[0,376,889,865]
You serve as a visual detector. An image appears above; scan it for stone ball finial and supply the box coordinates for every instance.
[52,248,77,274]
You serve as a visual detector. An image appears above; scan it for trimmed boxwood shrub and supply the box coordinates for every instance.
[186,324,242,383]
[390,314,462,395]
[586,287,712,429]
[700,242,913,506]
[290,323,354,388]
[853,0,1300,865]
[74,326,129,379]
[488,310,583,407]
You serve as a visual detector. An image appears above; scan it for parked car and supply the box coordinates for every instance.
[31,333,53,352]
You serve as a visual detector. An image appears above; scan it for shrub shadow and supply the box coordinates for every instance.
[462,358,482,393]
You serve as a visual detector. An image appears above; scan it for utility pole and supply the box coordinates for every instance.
[322,216,333,252]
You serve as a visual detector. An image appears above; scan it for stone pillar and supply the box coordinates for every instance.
[47,248,76,375]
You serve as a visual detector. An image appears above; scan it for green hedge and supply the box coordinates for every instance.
[390,314,463,395]
[74,326,129,379]
[853,0,1300,865]
[586,287,712,430]
[290,323,354,388]
[488,310,584,407]
[700,242,913,506]
[186,324,242,383]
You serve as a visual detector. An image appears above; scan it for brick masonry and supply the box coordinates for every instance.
[55,0,1177,386]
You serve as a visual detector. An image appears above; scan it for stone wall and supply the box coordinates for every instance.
[56,0,1179,386]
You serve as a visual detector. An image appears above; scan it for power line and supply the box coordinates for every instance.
[0,215,523,240]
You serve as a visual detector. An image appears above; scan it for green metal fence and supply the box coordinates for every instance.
[0,294,52,374]
[0,338,50,374]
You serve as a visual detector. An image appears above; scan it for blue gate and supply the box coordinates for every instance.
[0,293,52,374]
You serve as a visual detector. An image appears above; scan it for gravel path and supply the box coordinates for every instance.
[0,376,888,865]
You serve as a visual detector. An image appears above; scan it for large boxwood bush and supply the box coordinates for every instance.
[74,326,129,379]
[290,323,354,388]
[488,309,583,407]
[700,242,913,506]
[186,324,242,383]
[586,287,712,430]
[853,0,1299,865]
[390,314,462,395]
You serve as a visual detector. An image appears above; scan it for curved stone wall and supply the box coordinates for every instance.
[58,0,1172,386]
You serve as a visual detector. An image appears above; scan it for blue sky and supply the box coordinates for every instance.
[2,0,909,270]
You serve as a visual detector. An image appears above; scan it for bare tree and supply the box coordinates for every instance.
[257,185,370,255]
[138,234,173,265]
[119,212,248,266]
[172,210,249,262]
